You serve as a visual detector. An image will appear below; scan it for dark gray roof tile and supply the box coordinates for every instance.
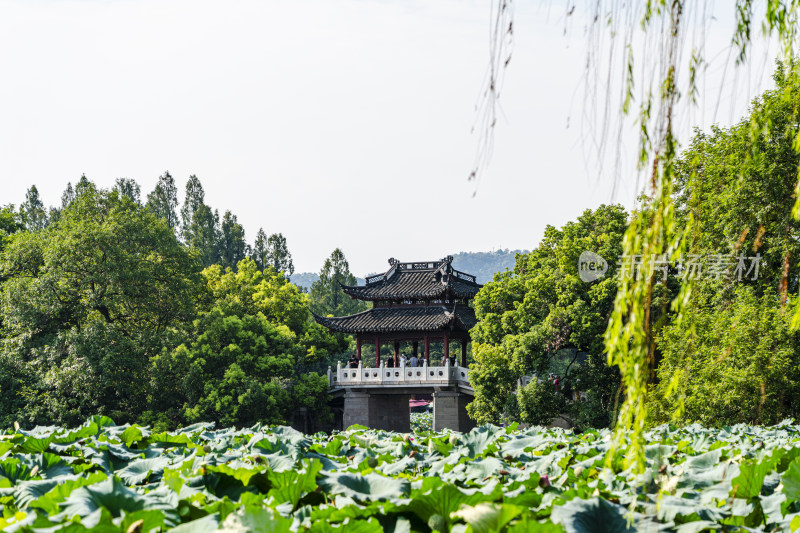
[313,305,477,334]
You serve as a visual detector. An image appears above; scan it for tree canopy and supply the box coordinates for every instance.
[467,205,627,429]
[0,176,347,431]
[309,248,368,317]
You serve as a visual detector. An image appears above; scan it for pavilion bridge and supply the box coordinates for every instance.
[314,257,480,433]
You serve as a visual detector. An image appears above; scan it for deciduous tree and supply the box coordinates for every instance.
[146,171,179,231]
[309,249,367,317]
[19,185,47,232]
[467,205,628,428]
[218,210,249,271]
[0,183,201,426]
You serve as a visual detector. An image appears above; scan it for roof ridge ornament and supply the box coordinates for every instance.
[388,258,399,267]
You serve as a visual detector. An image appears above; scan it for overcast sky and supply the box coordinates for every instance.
[0,1,778,274]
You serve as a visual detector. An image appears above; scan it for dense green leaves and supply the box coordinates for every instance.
[0,187,201,427]
[148,258,344,430]
[2,420,800,531]
[309,248,368,317]
[0,178,346,432]
[468,205,627,428]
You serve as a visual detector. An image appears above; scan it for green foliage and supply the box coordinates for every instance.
[674,63,800,296]
[641,64,800,431]
[0,206,23,256]
[2,419,800,531]
[150,258,345,429]
[217,210,249,271]
[179,175,220,267]
[146,171,179,230]
[516,380,568,427]
[18,185,48,232]
[651,283,800,425]
[411,411,432,433]
[309,248,368,317]
[575,1,800,475]
[112,178,141,205]
[252,229,295,276]
[468,205,627,427]
[2,177,330,430]
[0,184,202,427]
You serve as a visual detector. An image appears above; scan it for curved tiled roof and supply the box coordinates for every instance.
[312,305,477,334]
[341,257,482,301]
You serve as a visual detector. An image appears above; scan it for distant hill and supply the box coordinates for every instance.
[290,249,525,290]
[450,249,524,284]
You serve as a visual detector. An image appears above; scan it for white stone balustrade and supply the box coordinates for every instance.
[328,359,470,388]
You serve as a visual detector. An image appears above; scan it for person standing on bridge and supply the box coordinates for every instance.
[399,353,407,367]
[409,353,418,367]
[386,355,395,368]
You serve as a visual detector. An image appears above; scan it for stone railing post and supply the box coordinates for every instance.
[336,361,342,383]
[327,366,332,387]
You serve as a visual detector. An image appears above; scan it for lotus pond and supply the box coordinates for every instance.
[2,418,800,532]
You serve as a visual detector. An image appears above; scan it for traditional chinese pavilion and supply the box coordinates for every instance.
[313,257,481,367]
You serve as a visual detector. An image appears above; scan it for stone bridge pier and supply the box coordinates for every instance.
[330,361,475,433]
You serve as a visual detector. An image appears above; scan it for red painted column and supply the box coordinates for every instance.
[424,335,430,364]
[461,340,467,367]
[444,333,449,364]
[356,337,362,362]
[375,336,380,367]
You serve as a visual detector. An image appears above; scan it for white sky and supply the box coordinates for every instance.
[0,1,778,274]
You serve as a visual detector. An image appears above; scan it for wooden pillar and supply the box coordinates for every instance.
[424,335,430,364]
[444,333,449,364]
[461,340,467,367]
[413,341,418,359]
[394,341,400,366]
[356,337,362,362]
[375,336,380,367]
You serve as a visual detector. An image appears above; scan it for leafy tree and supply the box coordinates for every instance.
[673,65,800,297]
[309,249,368,317]
[646,70,800,426]
[0,184,201,427]
[251,230,294,276]
[651,283,800,426]
[61,182,75,209]
[19,185,48,232]
[266,233,294,276]
[467,205,628,428]
[189,205,220,267]
[217,211,249,271]
[180,175,205,244]
[0,207,23,286]
[146,171,179,231]
[251,228,269,270]
[0,206,22,253]
[517,379,568,427]
[75,174,94,198]
[149,259,345,428]
[178,175,221,267]
[113,178,141,205]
